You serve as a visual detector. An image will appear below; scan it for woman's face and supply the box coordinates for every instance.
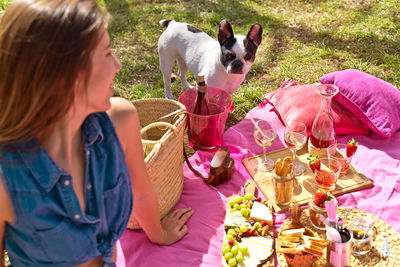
[75,30,121,114]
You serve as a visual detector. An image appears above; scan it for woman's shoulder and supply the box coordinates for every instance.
[106,97,141,150]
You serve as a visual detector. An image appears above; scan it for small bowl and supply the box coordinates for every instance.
[308,196,337,230]
[350,216,374,256]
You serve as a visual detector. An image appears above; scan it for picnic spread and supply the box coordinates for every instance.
[116,69,400,267]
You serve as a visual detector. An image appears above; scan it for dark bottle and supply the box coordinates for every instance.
[192,73,211,115]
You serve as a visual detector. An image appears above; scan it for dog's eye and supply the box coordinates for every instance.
[244,53,252,61]
[225,53,235,61]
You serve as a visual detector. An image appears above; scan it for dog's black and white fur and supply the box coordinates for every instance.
[158,19,262,99]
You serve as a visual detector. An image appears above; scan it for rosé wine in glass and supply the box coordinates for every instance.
[327,143,354,176]
[314,157,341,191]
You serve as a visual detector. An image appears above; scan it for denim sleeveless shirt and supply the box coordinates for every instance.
[0,112,133,267]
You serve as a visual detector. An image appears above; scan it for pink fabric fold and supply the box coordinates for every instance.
[117,98,400,267]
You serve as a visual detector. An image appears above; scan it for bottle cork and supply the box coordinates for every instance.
[198,73,205,83]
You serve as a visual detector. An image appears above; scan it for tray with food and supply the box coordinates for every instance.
[241,145,373,213]
[276,198,400,266]
[222,180,274,267]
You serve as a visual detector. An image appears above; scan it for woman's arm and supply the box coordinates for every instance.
[107,97,193,245]
[0,176,13,267]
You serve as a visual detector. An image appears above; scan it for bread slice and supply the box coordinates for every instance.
[280,228,305,237]
[279,235,301,243]
[278,240,298,248]
[301,246,323,257]
[303,235,327,247]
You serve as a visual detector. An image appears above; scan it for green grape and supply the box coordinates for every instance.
[228,257,237,267]
[240,207,249,217]
[236,251,244,263]
[244,193,254,200]
[222,245,231,255]
[240,225,248,233]
[224,252,233,261]
[226,234,234,241]
[233,204,240,210]
[228,197,236,207]
[227,228,235,236]
[239,244,248,254]
[231,245,240,255]
[247,208,252,216]
[240,203,247,209]
[235,196,243,203]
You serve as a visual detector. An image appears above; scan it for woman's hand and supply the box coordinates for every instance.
[159,208,194,245]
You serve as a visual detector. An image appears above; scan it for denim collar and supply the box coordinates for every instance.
[17,113,105,192]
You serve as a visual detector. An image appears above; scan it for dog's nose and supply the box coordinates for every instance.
[232,60,243,69]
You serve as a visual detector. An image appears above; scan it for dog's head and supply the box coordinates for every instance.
[218,20,262,75]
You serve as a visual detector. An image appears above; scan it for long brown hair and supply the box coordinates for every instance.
[0,0,109,146]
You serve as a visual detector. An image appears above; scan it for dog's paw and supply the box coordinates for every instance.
[165,92,174,99]
[170,73,177,83]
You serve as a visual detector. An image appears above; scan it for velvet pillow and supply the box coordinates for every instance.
[320,69,400,137]
[265,84,369,136]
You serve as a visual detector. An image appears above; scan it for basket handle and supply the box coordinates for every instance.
[141,121,177,145]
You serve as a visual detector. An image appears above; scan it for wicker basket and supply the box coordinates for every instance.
[127,98,187,229]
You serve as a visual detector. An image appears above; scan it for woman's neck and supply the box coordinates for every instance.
[42,107,87,169]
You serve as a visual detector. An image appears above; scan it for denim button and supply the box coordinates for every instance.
[74,214,81,220]
[86,150,90,156]
[64,180,70,186]
[87,184,92,190]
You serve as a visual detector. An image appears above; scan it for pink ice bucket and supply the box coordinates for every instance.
[179,87,233,151]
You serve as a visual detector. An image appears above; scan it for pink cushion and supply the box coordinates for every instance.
[320,69,400,137]
[265,84,369,136]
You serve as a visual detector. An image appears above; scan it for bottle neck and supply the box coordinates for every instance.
[320,95,332,114]
[197,81,207,93]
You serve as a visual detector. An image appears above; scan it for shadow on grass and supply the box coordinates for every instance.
[104,0,399,84]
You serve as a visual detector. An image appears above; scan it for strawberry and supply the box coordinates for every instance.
[313,189,333,207]
[313,189,327,207]
[346,138,358,158]
[307,154,320,173]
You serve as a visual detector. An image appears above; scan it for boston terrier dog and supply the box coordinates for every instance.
[158,19,262,99]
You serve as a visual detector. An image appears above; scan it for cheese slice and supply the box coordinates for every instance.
[241,236,274,266]
[224,210,251,228]
[249,202,272,225]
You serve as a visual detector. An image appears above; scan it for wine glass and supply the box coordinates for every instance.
[284,121,307,176]
[314,157,342,191]
[327,143,354,176]
[253,120,276,172]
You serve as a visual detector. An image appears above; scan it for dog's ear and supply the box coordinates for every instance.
[218,20,235,45]
[246,23,262,47]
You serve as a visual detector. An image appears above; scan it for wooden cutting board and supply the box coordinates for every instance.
[242,146,373,213]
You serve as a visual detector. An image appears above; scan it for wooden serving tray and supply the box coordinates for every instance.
[278,208,400,266]
[242,146,373,213]
[222,180,275,267]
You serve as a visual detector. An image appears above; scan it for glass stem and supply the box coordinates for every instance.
[263,147,267,162]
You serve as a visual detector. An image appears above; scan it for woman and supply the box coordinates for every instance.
[0,0,193,266]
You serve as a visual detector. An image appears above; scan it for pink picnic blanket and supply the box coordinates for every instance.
[116,102,400,267]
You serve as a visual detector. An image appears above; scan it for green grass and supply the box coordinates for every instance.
[2,0,399,127]
[101,0,400,127]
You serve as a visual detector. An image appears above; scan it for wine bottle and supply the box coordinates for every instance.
[193,73,211,116]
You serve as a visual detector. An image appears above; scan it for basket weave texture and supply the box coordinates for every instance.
[127,98,186,229]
